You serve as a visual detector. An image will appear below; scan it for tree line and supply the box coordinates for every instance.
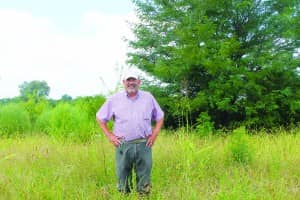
[0,80,105,141]
[1,0,300,135]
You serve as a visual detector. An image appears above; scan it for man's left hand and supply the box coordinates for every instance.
[146,134,157,147]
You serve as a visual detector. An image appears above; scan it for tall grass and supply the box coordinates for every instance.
[227,127,253,165]
[0,131,299,199]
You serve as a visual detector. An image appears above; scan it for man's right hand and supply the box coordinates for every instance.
[107,133,122,147]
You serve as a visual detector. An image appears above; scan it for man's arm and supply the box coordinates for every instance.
[96,119,121,147]
[146,118,164,147]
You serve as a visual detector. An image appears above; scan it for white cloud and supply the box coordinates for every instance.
[0,9,137,99]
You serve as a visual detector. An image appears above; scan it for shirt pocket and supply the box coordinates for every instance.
[140,113,152,133]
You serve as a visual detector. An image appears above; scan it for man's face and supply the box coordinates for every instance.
[123,78,140,94]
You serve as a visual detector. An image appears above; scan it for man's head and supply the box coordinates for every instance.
[122,71,141,95]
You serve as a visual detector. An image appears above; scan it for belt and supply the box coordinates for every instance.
[126,138,147,144]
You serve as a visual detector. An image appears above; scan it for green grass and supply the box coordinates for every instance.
[0,131,299,199]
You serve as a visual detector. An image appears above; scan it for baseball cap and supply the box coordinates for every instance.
[123,71,139,80]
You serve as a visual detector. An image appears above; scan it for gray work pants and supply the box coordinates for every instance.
[115,140,152,194]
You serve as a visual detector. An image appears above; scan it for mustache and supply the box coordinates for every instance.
[127,83,137,87]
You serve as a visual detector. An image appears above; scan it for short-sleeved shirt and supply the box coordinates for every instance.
[96,90,164,141]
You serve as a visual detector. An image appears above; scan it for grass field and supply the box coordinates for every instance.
[0,131,299,199]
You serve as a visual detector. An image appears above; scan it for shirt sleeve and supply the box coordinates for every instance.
[96,98,113,123]
[151,95,164,122]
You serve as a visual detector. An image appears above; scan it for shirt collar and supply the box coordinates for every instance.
[124,90,140,100]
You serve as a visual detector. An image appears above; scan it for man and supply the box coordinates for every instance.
[96,71,164,194]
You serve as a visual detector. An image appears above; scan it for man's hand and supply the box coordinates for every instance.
[97,119,122,147]
[107,133,122,147]
[146,134,157,147]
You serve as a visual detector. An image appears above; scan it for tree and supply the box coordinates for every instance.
[18,81,50,124]
[128,0,300,130]
[61,94,73,102]
[19,80,50,102]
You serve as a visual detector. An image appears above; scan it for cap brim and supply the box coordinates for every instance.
[124,75,138,80]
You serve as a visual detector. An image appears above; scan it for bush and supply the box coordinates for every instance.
[35,103,94,142]
[0,104,31,136]
[34,110,52,134]
[228,127,253,165]
[196,112,214,137]
[22,98,50,125]
[73,95,105,120]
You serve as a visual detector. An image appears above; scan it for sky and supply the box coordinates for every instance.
[0,0,137,99]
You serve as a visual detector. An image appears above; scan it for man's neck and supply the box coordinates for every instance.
[126,91,138,99]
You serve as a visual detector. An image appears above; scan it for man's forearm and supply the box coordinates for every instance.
[96,119,112,137]
[97,119,121,146]
[152,118,164,136]
[146,118,164,147]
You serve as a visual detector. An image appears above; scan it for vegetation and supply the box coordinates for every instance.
[19,80,50,102]
[0,104,31,137]
[0,131,299,199]
[0,80,106,142]
[0,1,300,198]
[128,0,300,130]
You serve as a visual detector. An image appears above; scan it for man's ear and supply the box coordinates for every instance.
[137,79,141,84]
[122,80,126,85]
